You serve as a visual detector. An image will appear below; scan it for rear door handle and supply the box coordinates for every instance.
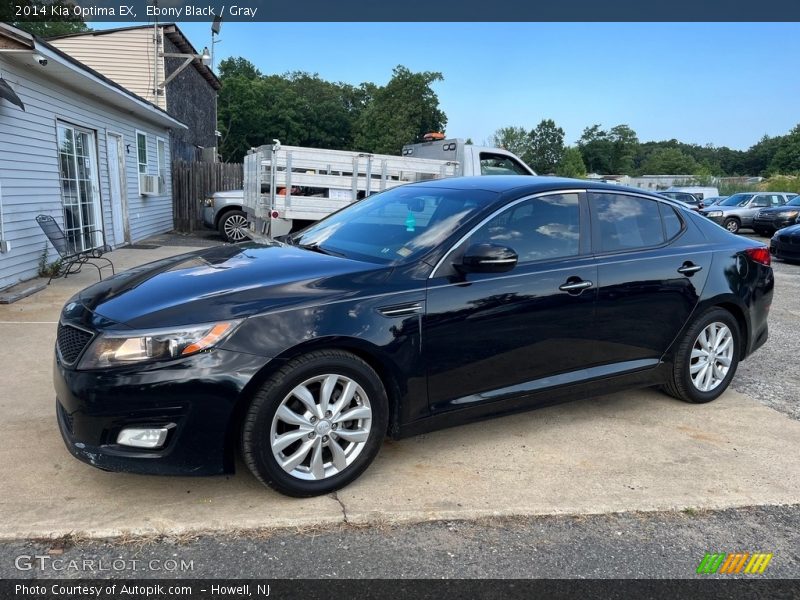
[677,263,703,276]
[559,279,593,293]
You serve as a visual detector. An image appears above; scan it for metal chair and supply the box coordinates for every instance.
[35,214,115,284]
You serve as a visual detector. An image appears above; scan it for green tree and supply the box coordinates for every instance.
[608,124,639,174]
[768,124,800,174]
[577,124,613,174]
[8,1,88,37]
[216,59,373,162]
[528,119,565,174]
[353,66,447,155]
[489,126,532,163]
[556,147,587,178]
[640,148,698,174]
[743,134,784,176]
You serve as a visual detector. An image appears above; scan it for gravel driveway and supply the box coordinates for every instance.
[733,234,800,420]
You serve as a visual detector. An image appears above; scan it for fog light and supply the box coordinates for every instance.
[117,427,169,449]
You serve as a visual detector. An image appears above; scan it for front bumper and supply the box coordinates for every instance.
[754,216,797,232]
[770,235,800,261]
[202,206,216,229]
[55,347,270,476]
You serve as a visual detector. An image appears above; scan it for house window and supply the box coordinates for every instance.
[157,137,167,193]
[136,131,148,174]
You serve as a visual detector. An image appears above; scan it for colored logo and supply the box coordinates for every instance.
[696,552,773,575]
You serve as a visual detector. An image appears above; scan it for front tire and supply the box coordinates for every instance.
[663,308,741,404]
[241,350,388,497]
[723,217,740,234]
[219,210,250,242]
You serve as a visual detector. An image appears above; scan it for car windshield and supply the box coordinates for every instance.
[785,196,800,207]
[719,193,754,207]
[290,186,497,264]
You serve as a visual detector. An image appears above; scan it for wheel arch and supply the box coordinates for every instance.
[222,336,404,472]
[215,205,244,228]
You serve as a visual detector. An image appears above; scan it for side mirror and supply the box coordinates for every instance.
[458,243,518,274]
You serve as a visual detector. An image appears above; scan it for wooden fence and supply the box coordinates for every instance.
[171,161,243,232]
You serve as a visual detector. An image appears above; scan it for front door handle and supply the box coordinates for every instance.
[559,279,593,293]
[677,262,703,276]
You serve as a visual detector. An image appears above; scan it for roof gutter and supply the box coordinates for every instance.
[33,42,187,130]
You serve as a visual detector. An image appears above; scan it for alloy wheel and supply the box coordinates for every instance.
[223,214,249,241]
[689,322,734,392]
[270,374,372,481]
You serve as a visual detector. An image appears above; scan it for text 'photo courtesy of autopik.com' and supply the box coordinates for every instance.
[1,0,799,598]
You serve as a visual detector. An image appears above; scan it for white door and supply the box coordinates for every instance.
[57,123,103,252]
[106,133,130,245]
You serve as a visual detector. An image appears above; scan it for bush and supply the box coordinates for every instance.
[764,175,800,194]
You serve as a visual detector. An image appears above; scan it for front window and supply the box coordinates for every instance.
[719,193,754,207]
[785,196,800,207]
[291,186,497,264]
[469,193,580,263]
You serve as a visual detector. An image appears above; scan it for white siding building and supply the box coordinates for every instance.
[0,23,186,291]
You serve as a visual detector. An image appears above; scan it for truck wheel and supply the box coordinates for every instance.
[723,218,740,234]
[241,350,388,497]
[219,210,249,242]
[662,308,740,404]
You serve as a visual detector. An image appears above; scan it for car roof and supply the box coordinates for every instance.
[410,176,666,199]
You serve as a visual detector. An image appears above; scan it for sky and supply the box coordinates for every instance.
[98,22,800,150]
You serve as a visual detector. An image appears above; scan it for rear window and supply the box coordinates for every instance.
[590,193,665,253]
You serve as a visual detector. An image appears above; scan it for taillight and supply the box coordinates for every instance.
[745,246,771,267]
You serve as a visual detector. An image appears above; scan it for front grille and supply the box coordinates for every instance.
[57,323,93,364]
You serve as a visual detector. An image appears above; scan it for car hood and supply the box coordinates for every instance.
[758,206,797,214]
[77,242,389,329]
[776,223,800,236]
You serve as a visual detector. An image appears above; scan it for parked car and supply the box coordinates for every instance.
[701,192,795,234]
[203,190,248,242]
[702,196,728,207]
[770,223,800,262]
[657,191,703,210]
[665,186,720,202]
[752,195,800,236]
[54,177,773,497]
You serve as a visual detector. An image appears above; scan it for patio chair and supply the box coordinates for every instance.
[35,214,115,284]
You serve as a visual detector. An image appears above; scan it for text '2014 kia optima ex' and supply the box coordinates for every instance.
[55,177,773,496]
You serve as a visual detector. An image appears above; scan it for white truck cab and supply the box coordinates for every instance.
[402,137,536,177]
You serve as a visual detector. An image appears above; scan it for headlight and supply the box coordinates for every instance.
[204,197,214,207]
[77,320,241,369]
[705,211,723,217]
[781,210,799,218]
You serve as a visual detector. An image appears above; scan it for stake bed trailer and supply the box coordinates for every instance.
[243,139,534,238]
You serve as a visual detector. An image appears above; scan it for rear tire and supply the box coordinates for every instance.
[723,218,740,234]
[663,308,741,404]
[241,350,388,497]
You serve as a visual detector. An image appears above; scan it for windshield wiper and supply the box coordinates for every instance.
[298,242,346,257]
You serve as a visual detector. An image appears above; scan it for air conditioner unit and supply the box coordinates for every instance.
[140,174,160,196]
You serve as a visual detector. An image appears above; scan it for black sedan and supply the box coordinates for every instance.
[753,195,800,236]
[54,177,774,497]
[770,223,800,262]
